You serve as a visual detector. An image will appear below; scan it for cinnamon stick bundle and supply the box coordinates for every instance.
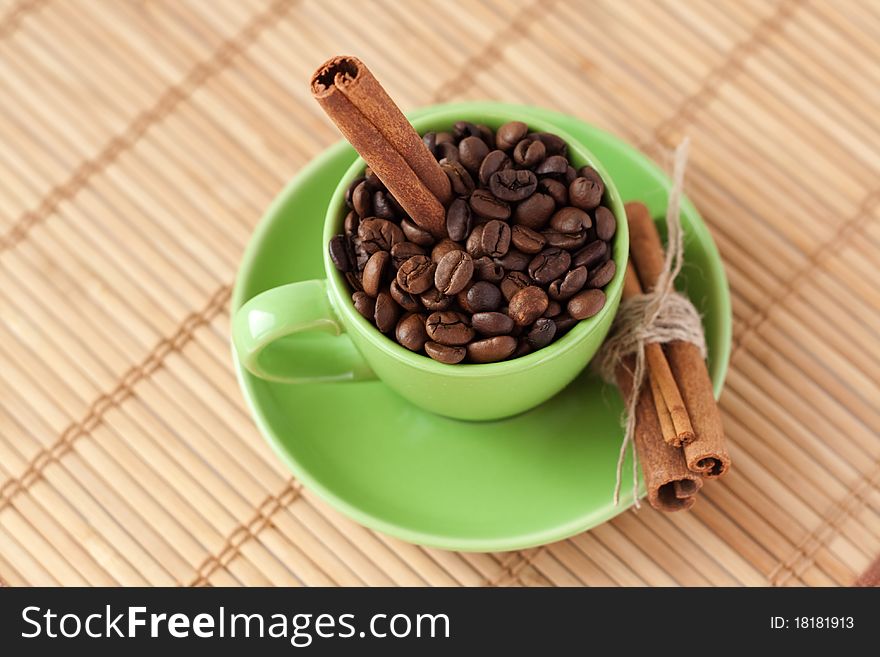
[311,56,449,237]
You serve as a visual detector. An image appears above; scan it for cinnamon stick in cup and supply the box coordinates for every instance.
[625,201,730,478]
[311,56,448,237]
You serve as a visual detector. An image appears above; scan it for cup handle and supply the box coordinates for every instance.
[232,279,375,383]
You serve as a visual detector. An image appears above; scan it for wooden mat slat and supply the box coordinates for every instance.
[0,0,878,587]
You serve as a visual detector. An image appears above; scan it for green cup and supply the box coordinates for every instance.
[232,105,629,421]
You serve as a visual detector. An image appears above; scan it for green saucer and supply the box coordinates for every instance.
[232,103,731,552]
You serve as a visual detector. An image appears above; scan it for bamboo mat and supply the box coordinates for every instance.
[0,0,878,587]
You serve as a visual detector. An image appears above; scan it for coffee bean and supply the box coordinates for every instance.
[579,165,605,198]
[496,121,528,151]
[459,136,489,174]
[543,229,588,250]
[436,131,454,146]
[466,281,503,312]
[508,286,549,326]
[426,311,474,346]
[550,207,592,233]
[547,266,588,301]
[374,291,400,333]
[465,224,485,257]
[401,218,435,247]
[396,255,436,294]
[352,180,372,217]
[446,198,472,241]
[567,289,606,320]
[420,287,454,311]
[471,312,514,337]
[389,279,421,312]
[501,271,531,301]
[362,250,390,297]
[467,335,517,363]
[345,271,363,292]
[358,218,404,254]
[329,234,353,272]
[554,313,578,334]
[587,260,616,288]
[533,132,567,156]
[345,176,366,209]
[474,255,505,283]
[535,155,568,176]
[479,150,511,186]
[544,300,562,317]
[476,124,494,148]
[527,317,557,349]
[564,165,577,184]
[432,238,463,263]
[391,242,426,269]
[373,190,395,219]
[495,248,530,272]
[569,176,603,211]
[344,211,360,237]
[469,188,511,220]
[425,341,466,364]
[396,313,429,352]
[538,178,568,206]
[352,291,375,320]
[436,141,460,163]
[453,120,481,140]
[572,240,607,268]
[513,192,555,229]
[513,138,546,167]
[441,160,475,196]
[435,250,474,295]
[422,131,437,154]
[490,169,538,202]
[514,338,532,358]
[364,168,384,190]
[595,206,616,241]
[481,220,511,257]
[528,247,571,284]
[511,225,546,254]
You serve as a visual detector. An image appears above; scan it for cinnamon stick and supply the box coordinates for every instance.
[311,56,448,237]
[624,201,730,478]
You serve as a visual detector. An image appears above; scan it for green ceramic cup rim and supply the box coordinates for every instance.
[321,106,629,379]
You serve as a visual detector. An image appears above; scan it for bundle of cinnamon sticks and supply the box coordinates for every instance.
[616,202,729,512]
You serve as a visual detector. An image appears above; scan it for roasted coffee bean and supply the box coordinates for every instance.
[432,239,465,263]
[587,259,616,288]
[352,238,370,271]
[390,279,421,312]
[421,287,454,311]
[435,250,474,295]
[513,138,546,167]
[511,225,546,254]
[550,207,592,233]
[345,271,363,292]
[436,141,460,163]
[352,291,375,320]
[595,206,616,241]
[466,281,503,312]
[579,165,605,196]
[569,176,603,210]
[465,224,485,257]
[459,136,489,174]
[425,341,466,364]
[479,150,511,186]
[358,218,404,254]
[513,192,555,229]
[501,271,531,301]
[543,229,588,250]
[441,160,475,196]
[471,312,514,337]
[469,188,511,220]
[396,255,436,294]
[374,291,400,333]
[544,300,562,317]
[496,121,528,151]
[422,131,437,154]
[481,220,511,258]
[352,180,372,217]
[564,165,577,184]
[344,210,360,237]
[426,311,474,346]
[547,266,588,301]
[436,131,454,146]
[495,248,530,272]
[391,242,426,269]
[467,336,516,363]
[567,289,606,320]
[346,177,367,209]
[573,240,607,268]
[533,132,567,156]
[539,178,568,206]
[362,250,390,297]
[401,218,435,247]
[489,169,538,202]
[535,155,569,176]
[508,286,549,326]
[453,120,481,140]
[514,338,532,358]
[445,198,472,242]
[474,256,504,283]
[329,234,353,272]
[528,247,571,284]
[396,313,429,352]
[554,313,578,334]
[476,124,495,148]
[364,168,384,190]
[527,317,557,349]
[372,190,395,219]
